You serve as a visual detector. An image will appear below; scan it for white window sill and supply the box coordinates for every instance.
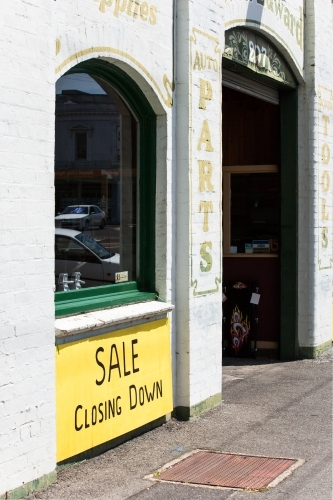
[55,301,174,339]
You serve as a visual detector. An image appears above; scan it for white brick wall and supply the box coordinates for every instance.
[0,0,56,494]
[175,0,223,409]
[1,0,332,494]
[298,0,333,349]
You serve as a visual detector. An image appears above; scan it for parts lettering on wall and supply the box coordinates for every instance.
[318,85,333,270]
[190,29,222,296]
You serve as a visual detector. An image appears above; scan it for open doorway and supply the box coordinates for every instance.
[222,85,280,357]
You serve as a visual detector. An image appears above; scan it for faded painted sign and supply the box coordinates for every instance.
[318,85,333,270]
[223,28,295,87]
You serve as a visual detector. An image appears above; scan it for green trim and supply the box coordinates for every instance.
[222,58,295,92]
[0,471,56,500]
[298,341,332,359]
[55,282,155,317]
[174,393,222,421]
[280,90,298,360]
[55,59,157,317]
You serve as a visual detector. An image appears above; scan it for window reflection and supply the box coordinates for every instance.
[55,74,137,291]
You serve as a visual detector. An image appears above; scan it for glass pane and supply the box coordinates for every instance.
[76,132,87,159]
[55,235,100,263]
[55,73,137,291]
[230,173,279,254]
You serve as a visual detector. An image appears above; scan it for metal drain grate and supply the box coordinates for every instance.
[158,451,299,490]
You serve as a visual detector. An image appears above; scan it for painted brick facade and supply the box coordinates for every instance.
[0,1,56,494]
[0,0,332,496]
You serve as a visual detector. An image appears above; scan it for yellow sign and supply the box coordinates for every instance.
[56,319,172,462]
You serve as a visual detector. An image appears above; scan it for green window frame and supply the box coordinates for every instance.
[55,59,156,317]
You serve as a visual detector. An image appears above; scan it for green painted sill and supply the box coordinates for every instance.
[55,282,156,318]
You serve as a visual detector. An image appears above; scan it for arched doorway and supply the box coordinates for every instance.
[222,29,298,360]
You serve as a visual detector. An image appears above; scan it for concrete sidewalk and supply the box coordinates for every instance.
[28,348,332,500]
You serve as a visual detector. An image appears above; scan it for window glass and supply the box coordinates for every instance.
[76,132,87,159]
[75,233,112,260]
[230,173,279,253]
[61,206,89,215]
[55,73,137,291]
[55,235,100,263]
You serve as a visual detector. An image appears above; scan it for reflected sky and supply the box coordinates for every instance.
[56,73,106,95]
[246,0,263,23]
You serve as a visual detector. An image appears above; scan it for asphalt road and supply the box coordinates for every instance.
[28,348,332,500]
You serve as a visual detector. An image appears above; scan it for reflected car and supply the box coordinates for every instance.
[55,205,106,230]
[55,228,120,291]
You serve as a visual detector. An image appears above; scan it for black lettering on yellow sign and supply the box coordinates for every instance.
[129,380,163,410]
[95,339,140,386]
[75,405,83,431]
[74,396,122,431]
[108,344,121,380]
[74,381,163,431]
[132,339,139,373]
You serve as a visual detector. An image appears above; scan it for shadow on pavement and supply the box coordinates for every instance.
[222,356,279,367]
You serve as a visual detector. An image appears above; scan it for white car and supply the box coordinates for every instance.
[55,205,106,230]
[55,228,120,291]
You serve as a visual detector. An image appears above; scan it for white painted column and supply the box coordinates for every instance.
[175,0,223,417]
[0,0,56,494]
[298,0,333,355]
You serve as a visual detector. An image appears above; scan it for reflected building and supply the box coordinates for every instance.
[55,90,121,224]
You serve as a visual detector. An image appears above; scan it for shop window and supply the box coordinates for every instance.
[223,166,279,256]
[222,86,280,257]
[54,62,156,316]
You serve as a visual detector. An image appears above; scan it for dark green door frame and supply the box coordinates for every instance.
[279,90,298,360]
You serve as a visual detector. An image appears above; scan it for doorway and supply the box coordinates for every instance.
[222,86,280,357]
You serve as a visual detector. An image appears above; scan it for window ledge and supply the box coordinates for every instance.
[55,301,174,339]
